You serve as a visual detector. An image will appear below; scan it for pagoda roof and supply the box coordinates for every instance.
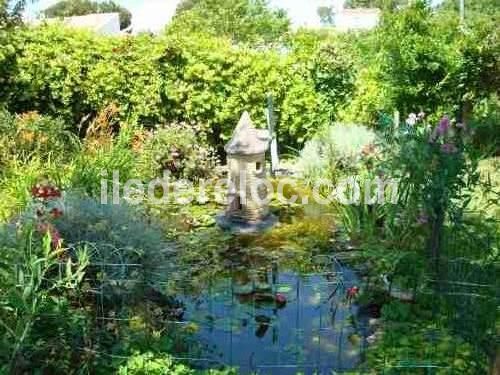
[224,112,270,156]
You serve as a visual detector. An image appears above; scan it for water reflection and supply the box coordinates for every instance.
[177,256,364,374]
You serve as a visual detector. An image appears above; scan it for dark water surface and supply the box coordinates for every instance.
[177,258,364,374]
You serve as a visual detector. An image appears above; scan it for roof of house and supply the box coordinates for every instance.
[225,112,270,156]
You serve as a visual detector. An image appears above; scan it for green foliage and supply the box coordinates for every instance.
[377,2,457,115]
[0,25,23,103]
[0,0,27,27]
[137,122,218,181]
[344,0,408,10]
[0,110,78,165]
[44,0,132,29]
[117,352,193,375]
[118,351,237,375]
[4,24,357,148]
[470,95,500,155]
[381,114,481,256]
[0,228,90,373]
[55,194,171,268]
[438,0,500,25]
[172,0,290,45]
[366,323,489,373]
[376,0,500,118]
[297,123,377,185]
[469,157,500,220]
[0,157,73,222]
[380,301,412,322]
[311,41,355,109]
[8,26,165,126]
[317,6,334,26]
[70,132,136,196]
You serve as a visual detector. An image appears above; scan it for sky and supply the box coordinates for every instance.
[26,0,443,32]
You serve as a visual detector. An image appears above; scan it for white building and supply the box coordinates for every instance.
[46,12,121,35]
[271,0,380,31]
[334,8,381,31]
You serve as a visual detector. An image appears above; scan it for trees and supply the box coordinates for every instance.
[43,0,132,29]
[170,0,290,45]
[0,0,30,27]
[376,0,499,122]
[317,6,334,26]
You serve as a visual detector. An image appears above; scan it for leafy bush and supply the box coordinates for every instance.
[470,95,500,155]
[0,228,90,373]
[69,139,136,196]
[376,1,499,119]
[296,123,377,185]
[117,351,237,375]
[55,194,172,267]
[366,323,489,373]
[5,24,356,149]
[117,352,193,375]
[0,110,78,165]
[136,122,219,181]
[0,158,73,222]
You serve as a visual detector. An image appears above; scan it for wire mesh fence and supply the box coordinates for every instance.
[17,229,497,374]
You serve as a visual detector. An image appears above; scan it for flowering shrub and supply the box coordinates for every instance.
[136,122,219,181]
[382,113,480,259]
[0,110,77,164]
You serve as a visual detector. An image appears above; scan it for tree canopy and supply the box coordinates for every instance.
[171,0,290,44]
[317,6,334,26]
[0,0,29,27]
[43,0,132,29]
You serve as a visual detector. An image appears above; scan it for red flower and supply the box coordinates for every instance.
[31,184,62,199]
[50,207,63,219]
[346,286,360,299]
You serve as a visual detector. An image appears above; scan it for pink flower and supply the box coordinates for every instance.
[275,293,287,307]
[430,116,452,143]
[441,143,458,154]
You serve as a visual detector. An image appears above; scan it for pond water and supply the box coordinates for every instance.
[174,255,365,374]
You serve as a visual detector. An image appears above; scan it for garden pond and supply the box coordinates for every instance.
[144,220,370,374]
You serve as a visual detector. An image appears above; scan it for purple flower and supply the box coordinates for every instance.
[437,116,450,136]
[441,142,458,154]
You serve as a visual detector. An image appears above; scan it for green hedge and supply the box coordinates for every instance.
[1,24,355,148]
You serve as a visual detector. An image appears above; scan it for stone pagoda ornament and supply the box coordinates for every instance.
[217,112,276,233]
